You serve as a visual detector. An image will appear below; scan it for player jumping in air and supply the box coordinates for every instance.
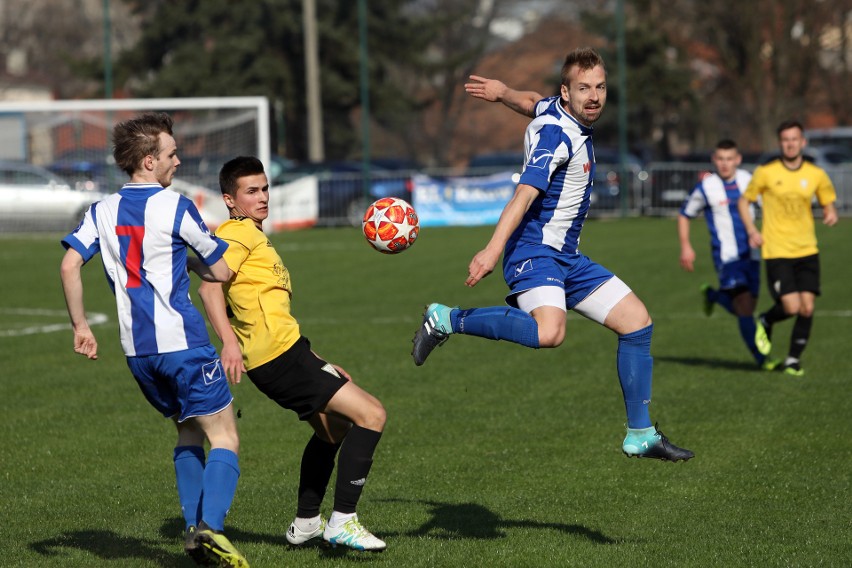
[412,48,693,462]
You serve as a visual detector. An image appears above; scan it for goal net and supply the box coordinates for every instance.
[0,97,270,232]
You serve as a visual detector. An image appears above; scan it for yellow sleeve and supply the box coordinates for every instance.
[816,168,837,207]
[742,165,764,202]
[215,220,252,275]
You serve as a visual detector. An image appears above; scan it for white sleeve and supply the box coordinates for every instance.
[680,183,706,218]
[178,198,228,265]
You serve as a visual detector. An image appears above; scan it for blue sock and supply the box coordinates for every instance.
[174,446,205,529]
[451,306,539,348]
[617,324,654,429]
[710,289,735,315]
[737,316,763,364]
[201,448,240,532]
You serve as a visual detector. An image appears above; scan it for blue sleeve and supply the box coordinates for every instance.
[518,124,570,191]
[60,202,100,262]
[177,196,229,266]
[533,96,556,117]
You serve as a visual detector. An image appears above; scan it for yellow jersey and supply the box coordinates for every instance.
[743,159,836,259]
[216,217,300,370]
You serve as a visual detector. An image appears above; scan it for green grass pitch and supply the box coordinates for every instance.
[1,217,850,567]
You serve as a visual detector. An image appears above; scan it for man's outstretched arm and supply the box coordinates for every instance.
[464,75,543,118]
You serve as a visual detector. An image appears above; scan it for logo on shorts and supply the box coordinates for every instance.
[515,259,533,276]
[321,363,341,378]
[202,360,224,385]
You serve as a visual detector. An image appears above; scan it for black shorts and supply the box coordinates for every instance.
[247,336,348,420]
[765,254,820,301]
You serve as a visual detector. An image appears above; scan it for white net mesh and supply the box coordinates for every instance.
[0,97,269,232]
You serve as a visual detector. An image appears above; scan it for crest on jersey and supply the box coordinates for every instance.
[527,149,554,170]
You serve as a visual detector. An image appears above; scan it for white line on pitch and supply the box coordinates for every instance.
[0,309,108,337]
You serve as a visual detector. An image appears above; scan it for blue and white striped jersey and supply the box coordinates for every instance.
[680,170,756,267]
[62,183,228,357]
[510,96,595,256]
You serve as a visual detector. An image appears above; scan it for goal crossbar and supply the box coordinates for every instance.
[0,96,271,174]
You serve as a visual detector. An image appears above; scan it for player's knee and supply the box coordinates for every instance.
[636,316,653,332]
[373,400,387,430]
[360,399,386,431]
[732,299,755,317]
[210,429,240,454]
[799,305,814,317]
[538,326,565,348]
[617,315,653,336]
[326,385,385,430]
[223,426,240,450]
[176,422,206,447]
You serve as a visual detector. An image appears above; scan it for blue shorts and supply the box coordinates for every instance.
[503,247,615,309]
[126,344,233,423]
[717,259,760,297]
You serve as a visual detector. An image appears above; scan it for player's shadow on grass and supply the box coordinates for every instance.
[158,517,367,561]
[655,355,758,372]
[379,498,616,544]
[30,507,614,564]
[31,520,294,567]
[159,516,286,548]
[30,529,191,567]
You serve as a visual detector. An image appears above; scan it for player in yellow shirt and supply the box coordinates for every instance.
[738,120,838,376]
[198,156,387,551]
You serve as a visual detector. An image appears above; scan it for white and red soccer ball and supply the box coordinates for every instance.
[362,197,419,254]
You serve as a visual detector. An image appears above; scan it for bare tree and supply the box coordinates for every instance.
[812,0,852,125]
[683,0,850,149]
[0,0,139,98]
[373,0,507,166]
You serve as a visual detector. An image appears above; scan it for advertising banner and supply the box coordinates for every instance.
[269,175,319,231]
[412,172,517,227]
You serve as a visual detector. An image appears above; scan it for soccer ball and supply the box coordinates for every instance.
[362,197,419,254]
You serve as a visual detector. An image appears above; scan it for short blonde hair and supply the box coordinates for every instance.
[560,47,606,87]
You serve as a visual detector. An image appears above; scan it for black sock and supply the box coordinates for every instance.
[789,315,813,360]
[296,435,340,518]
[333,426,382,514]
[763,302,790,327]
